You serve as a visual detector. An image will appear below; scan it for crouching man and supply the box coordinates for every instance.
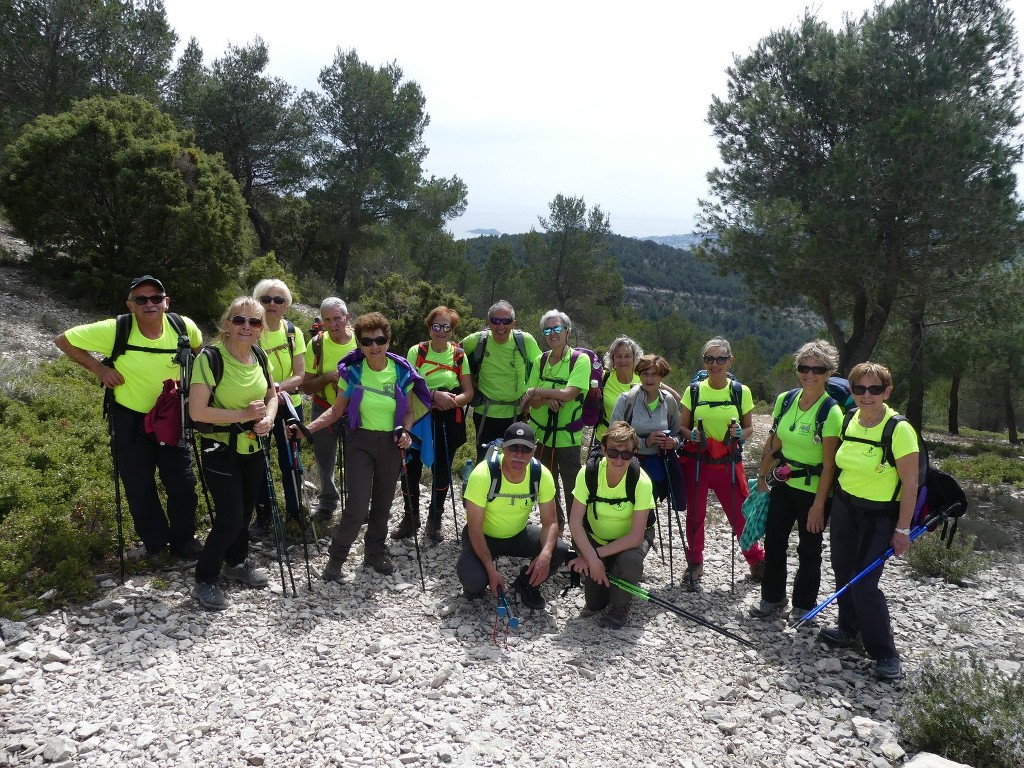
[457,422,568,609]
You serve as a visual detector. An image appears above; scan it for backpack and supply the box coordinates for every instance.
[144,378,183,446]
[262,319,296,360]
[582,453,654,533]
[415,341,466,382]
[484,440,542,505]
[102,312,191,419]
[839,410,967,540]
[688,370,743,420]
[770,377,853,445]
[537,347,604,431]
[621,384,680,428]
[192,345,273,448]
[468,329,533,406]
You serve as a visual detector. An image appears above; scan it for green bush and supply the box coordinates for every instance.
[905,532,991,583]
[942,455,1024,487]
[0,358,124,615]
[898,653,1024,768]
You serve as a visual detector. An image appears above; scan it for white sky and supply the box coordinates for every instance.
[161,0,1024,239]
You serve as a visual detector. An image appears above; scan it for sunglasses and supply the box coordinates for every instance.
[797,364,829,375]
[131,295,165,305]
[505,444,534,454]
[489,317,514,326]
[851,384,886,396]
[605,447,635,461]
[231,315,263,328]
[703,355,730,365]
[431,323,453,333]
[541,325,565,336]
[359,335,388,347]
[259,295,286,305]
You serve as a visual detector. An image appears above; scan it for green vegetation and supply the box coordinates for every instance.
[898,653,1024,768]
[942,455,1024,488]
[905,533,991,584]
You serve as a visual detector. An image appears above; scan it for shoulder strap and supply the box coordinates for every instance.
[453,343,465,368]
[416,342,430,369]
[486,454,542,503]
[770,388,801,436]
[312,333,324,375]
[814,396,838,441]
[731,379,743,417]
[623,386,643,425]
[689,381,700,413]
[108,313,133,364]
[285,320,295,359]
[585,456,600,503]
[529,458,541,501]
[252,344,272,389]
[198,346,225,399]
[472,330,489,372]
[512,329,532,378]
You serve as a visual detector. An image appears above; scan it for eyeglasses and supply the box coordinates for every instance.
[431,323,453,333]
[797,364,829,375]
[505,444,534,454]
[489,317,514,326]
[541,325,565,336]
[605,447,635,461]
[359,335,388,347]
[130,295,165,305]
[851,384,886,396]
[259,295,286,305]
[231,315,263,328]
[703,355,730,365]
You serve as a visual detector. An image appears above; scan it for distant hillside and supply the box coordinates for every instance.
[460,233,820,363]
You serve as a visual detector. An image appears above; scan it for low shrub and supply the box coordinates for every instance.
[942,455,1024,488]
[905,532,991,583]
[898,653,1024,768]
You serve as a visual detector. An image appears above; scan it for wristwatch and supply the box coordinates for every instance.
[895,528,910,537]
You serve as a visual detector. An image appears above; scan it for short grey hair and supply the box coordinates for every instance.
[603,336,644,369]
[540,309,571,334]
[793,340,839,372]
[701,337,732,357]
[320,297,348,316]
[487,300,515,321]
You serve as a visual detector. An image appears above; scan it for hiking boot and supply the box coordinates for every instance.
[248,504,271,541]
[788,607,811,622]
[462,586,486,600]
[601,602,631,630]
[193,581,229,611]
[221,561,270,588]
[749,560,766,582]
[749,599,788,619]
[512,567,545,610]
[363,552,395,576]
[685,562,704,591]
[390,514,419,540]
[874,656,903,681]
[171,539,204,560]
[424,520,443,545]
[818,626,858,648]
[321,555,346,582]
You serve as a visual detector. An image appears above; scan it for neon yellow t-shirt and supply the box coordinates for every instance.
[64,314,202,413]
[406,342,466,391]
[261,322,307,407]
[191,343,270,455]
[463,454,556,538]
[350,362,400,433]
[770,390,844,494]
[571,459,655,544]
[596,372,639,441]
[836,406,918,502]
[527,347,591,448]
[683,379,754,442]
[461,330,542,418]
[304,332,357,405]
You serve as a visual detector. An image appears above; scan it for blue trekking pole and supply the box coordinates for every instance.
[688,418,705,588]
[395,427,425,592]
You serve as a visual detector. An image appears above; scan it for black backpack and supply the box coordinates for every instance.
[192,345,273,451]
[839,410,967,541]
[582,453,654,533]
[261,319,296,361]
[102,312,191,418]
[485,444,542,505]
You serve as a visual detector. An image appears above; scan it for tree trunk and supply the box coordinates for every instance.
[905,301,926,433]
[947,371,960,435]
[1005,378,1019,444]
[247,205,273,254]
[333,239,352,292]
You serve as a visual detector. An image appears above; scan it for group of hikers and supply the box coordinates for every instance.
[56,278,928,681]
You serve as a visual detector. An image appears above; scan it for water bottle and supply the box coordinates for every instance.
[764,464,792,489]
[461,459,474,485]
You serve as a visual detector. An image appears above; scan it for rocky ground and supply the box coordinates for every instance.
[1,236,1022,767]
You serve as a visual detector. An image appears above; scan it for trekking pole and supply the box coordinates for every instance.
[659,443,675,588]
[261,436,297,597]
[690,419,705,585]
[795,505,959,627]
[108,416,126,584]
[396,427,425,592]
[190,433,215,525]
[728,418,738,594]
[440,419,460,541]
[664,448,698,592]
[608,575,754,648]
[493,586,521,650]
[338,416,347,519]
[286,419,320,556]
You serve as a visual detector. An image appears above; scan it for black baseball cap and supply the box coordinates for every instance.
[128,275,165,293]
[502,421,537,450]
